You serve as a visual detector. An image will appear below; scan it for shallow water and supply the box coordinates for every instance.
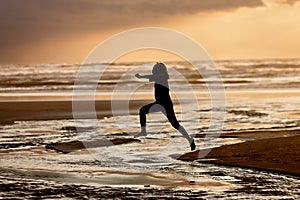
[0,115,299,199]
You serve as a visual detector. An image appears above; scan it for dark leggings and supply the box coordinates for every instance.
[139,102,180,130]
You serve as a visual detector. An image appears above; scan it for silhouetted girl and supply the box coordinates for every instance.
[135,63,195,151]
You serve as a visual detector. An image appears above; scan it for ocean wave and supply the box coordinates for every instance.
[1,59,300,92]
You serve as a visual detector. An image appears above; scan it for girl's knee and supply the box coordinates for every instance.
[171,121,180,130]
[139,106,147,115]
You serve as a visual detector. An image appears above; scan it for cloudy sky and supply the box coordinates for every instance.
[1,0,300,64]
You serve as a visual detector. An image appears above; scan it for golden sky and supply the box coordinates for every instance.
[0,0,299,64]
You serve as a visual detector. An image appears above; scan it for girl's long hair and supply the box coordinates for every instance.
[152,62,169,80]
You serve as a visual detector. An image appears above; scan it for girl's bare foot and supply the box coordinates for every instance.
[134,132,147,138]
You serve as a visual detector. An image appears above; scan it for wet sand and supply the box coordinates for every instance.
[1,91,300,198]
[46,127,300,176]
[1,94,300,177]
[0,99,151,125]
[46,138,141,153]
[206,134,300,176]
[0,165,229,199]
[179,130,300,176]
[2,89,299,124]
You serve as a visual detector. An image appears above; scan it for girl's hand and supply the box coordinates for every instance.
[135,73,142,78]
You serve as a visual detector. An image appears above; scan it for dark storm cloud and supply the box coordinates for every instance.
[0,0,265,63]
[0,0,265,28]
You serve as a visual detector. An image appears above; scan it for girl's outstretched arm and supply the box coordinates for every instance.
[135,73,154,81]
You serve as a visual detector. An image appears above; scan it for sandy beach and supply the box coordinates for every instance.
[0,99,152,125]
[179,130,300,176]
